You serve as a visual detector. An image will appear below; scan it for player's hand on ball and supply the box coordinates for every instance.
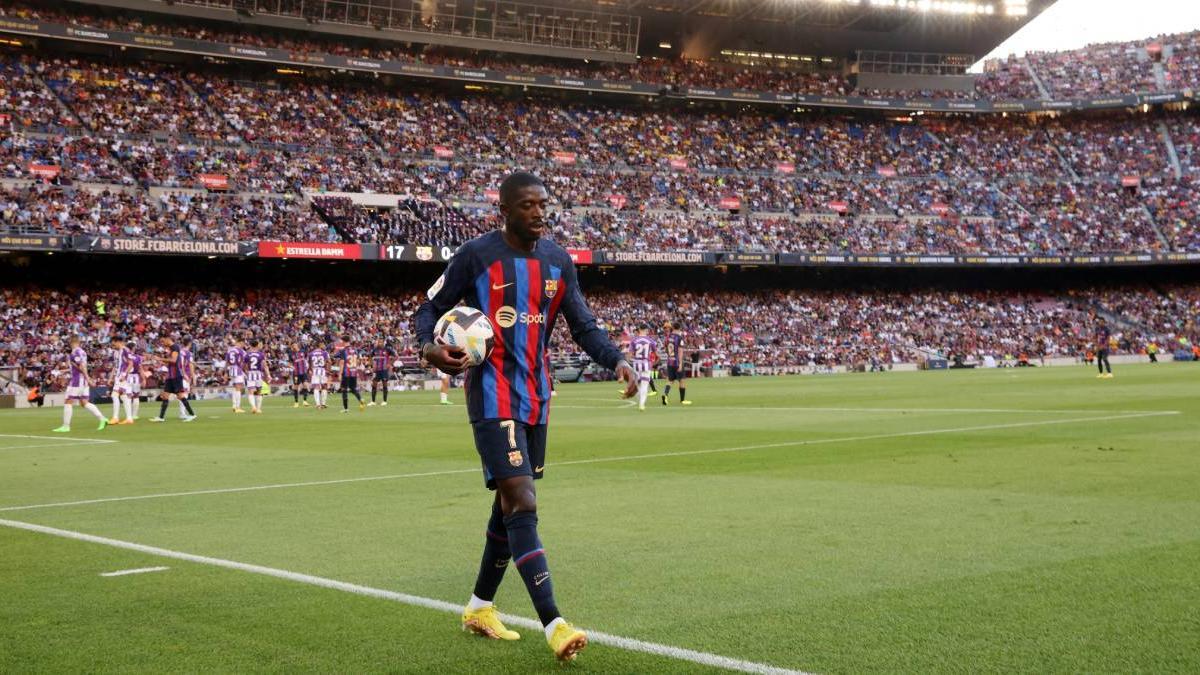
[424,344,472,376]
[615,362,637,399]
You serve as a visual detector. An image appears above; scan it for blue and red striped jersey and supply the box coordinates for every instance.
[665,333,684,367]
[371,346,395,372]
[415,230,623,425]
[290,349,308,375]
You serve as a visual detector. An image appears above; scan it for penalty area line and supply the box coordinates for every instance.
[0,411,1177,514]
[0,518,806,675]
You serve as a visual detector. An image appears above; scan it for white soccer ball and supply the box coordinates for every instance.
[434,307,495,366]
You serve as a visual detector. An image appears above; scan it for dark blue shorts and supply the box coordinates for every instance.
[471,419,547,490]
[163,377,184,394]
[373,370,390,382]
[666,364,685,381]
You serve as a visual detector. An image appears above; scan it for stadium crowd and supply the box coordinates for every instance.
[5,0,1200,99]
[2,283,1196,393]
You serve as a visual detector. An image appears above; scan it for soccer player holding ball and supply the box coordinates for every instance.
[415,172,636,663]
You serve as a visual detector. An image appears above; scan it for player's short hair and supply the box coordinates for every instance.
[181,336,192,346]
[252,338,263,348]
[113,334,126,342]
[499,172,546,205]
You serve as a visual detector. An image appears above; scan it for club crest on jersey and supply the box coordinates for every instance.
[544,279,559,298]
[507,450,523,467]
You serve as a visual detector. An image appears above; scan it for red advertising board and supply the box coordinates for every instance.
[1121,175,1141,187]
[28,163,61,180]
[668,156,688,170]
[552,151,577,165]
[258,241,363,260]
[775,162,795,174]
[876,165,898,177]
[719,196,741,210]
[484,189,500,202]
[567,249,593,264]
[433,145,455,159]
[931,201,950,214]
[828,200,849,213]
[608,194,628,209]
[199,173,229,190]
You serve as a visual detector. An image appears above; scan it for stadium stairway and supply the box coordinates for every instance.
[315,87,386,153]
[177,74,245,148]
[1158,121,1184,179]
[1025,62,1052,100]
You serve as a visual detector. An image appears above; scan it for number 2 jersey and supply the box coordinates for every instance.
[415,230,624,425]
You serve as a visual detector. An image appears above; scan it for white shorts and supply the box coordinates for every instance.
[129,378,141,394]
[114,380,133,395]
[246,371,264,390]
[231,372,246,385]
[311,368,327,386]
[636,368,653,382]
[65,385,90,400]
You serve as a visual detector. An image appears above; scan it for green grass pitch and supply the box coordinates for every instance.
[2,364,1198,674]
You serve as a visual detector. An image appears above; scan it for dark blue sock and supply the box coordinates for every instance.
[472,499,510,602]
[504,511,560,626]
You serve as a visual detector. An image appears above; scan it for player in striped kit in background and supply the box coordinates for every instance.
[52,336,109,432]
[176,337,196,420]
[629,324,658,411]
[289,341,311,408]
[151,336,196,423]
[368,337,396,407]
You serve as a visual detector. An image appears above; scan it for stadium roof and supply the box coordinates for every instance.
[630,0,1059,60]
[75,0,1056,63]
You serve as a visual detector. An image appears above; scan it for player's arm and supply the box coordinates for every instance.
[558,259,636,396]
[414,245,476,375]
[78,359,91,386]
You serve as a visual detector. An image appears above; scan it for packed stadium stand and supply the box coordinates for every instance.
[4,282,1199,393]
[0,0,1198,394]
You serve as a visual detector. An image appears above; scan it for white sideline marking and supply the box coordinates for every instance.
[100,566,169,577]
[0,518,806,675]
[0,443,111,451]
[0,411,1176,514]
[0,434,116,445]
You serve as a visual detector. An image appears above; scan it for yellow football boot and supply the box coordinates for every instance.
[547,621,587,662]
[461,605,520,641]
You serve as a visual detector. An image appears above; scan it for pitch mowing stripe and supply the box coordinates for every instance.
[0,411,1177,513]
[0,518,807,675]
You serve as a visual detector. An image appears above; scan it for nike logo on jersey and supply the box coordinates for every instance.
[534,465,544,473]
[492,282,515,290]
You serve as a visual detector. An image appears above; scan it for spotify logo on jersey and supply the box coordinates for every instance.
[495,306,518,328]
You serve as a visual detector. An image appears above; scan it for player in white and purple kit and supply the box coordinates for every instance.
[226,335,247,413]
[630,325,658,411]
[244,338,272,414]
[127,345,144,421]
[309,344,330,409]
[109,335,135,424]
[52,336,108,432]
